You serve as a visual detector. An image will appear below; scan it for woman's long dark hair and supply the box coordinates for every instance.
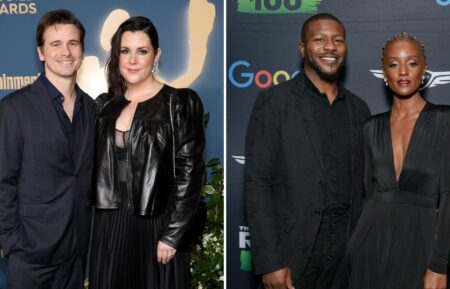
[106,16,159,103]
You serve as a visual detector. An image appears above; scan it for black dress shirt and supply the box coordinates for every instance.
[41,75,86,166]
[304,76,352,211]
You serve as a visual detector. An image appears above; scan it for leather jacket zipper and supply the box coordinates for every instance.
[126,109,135,213]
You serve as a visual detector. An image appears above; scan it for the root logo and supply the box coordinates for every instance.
[239,226,252,271]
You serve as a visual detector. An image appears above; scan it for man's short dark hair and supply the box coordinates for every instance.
[36,9,85,51]
[301,13,345,42]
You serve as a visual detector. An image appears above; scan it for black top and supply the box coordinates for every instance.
[115,129,129,183]
[304,76,352,211]
[41,74,86,164]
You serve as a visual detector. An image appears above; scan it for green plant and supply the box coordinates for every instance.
[190,158,224,289]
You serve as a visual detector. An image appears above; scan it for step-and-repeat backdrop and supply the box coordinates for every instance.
[227,0,450,287]
[0,0,222,286]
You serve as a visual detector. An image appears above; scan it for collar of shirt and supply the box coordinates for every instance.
[40,74,83,114]
[301,71,345,102]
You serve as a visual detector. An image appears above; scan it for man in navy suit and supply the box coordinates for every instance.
[0,10,95,289]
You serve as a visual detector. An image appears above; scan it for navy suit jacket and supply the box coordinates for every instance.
[0,77,94,271]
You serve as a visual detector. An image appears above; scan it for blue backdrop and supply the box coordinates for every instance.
[0,0,223,287]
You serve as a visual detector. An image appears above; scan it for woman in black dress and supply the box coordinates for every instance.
[89,17,205,289]
[348,33,449,289]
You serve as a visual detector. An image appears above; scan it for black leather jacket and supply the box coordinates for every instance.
[95,85,205,248]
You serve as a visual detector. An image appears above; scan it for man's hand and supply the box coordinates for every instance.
[423,269,447,289]
[262,267,295,289]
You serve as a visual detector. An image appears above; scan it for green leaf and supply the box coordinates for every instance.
[206,158,220,167]
[203,112,210,126]
[203,184,216,195]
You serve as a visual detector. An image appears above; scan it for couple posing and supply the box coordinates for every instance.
[245,13,449,289]
[0,9,204,289]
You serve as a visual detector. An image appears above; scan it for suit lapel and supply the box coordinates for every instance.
[292,78,326,174]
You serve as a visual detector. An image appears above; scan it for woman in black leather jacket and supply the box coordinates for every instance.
[89,16,205,289]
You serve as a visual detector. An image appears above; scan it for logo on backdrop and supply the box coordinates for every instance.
[239,226,252,271]
[229,60,299,88]
[436,0,450,6]
[0,0,37,15]
[77,0,216,97]
[370,69,450,90]
[0,73,40,91]
[237,0,322,13]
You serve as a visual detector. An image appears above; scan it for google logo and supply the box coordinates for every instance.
[228,60,299,88]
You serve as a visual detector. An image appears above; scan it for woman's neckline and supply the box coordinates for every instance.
[123,83,166,104]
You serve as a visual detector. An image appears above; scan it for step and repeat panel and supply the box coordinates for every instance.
[227,1,450,288]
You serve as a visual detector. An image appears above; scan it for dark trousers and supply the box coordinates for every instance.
[6,251,83,289]
[294,211,349,289]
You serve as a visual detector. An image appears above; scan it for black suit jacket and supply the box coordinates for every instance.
[244,73,370,282]
[0,77,95,275]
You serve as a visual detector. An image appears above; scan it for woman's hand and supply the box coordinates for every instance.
[423,269,447,289]
[157,241,177,264]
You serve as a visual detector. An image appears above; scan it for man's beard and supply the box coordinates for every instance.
[305,54,344,82]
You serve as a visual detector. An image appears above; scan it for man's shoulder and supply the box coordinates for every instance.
[0,80,39,107]
[342,88,371,115]
[79,88,95,106]
[257,76,304,102]
[343,88,367,106]
[271,75,304,93]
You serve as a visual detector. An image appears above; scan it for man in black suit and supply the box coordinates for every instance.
[245,13,370,289]
[0,10,95,289]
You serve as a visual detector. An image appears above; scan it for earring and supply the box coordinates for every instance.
[152,61,159,74]
[421,75,425,85]
[384,78,388,86]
